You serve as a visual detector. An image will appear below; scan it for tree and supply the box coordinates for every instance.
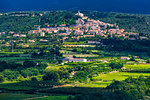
[129,55,135,61]
[0,74,4,82]
[21,68,39,78]
[127,89,143,100]
[0,61,7,71]
[3,69,19,80]
[43,70,60,82]
[146,59,150,63]
[37,62,48,68]
[72,48,77,52]
[23,61,36,68]
[73,55,77,58]
[31,77,38,81]
[74,71,87,82]
[109,62,123,69]
[57,70,70,79]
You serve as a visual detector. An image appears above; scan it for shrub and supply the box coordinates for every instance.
[21,68,39,78]
[146,59,150,63]
[109,62,123,69]
[43,70,60,82]
[2,69,20,80]
[23,61,36,68]
[0,74,4,82]
[74,71,87,82]
[31,77,38,81]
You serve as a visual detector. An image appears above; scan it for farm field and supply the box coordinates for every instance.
[63,41,86,45]
[46,65,71,70]
[59,50,75,54]
[25,96,68,100]
[124,64,150,70]
[0,52,24,55]
[63,54,99,58]
[90,57,117,61]
[81,64,150,87]
[78,81,112,88]
[0,93,39,100]
[91,71,150,87]
[0,57,31,60]
[93,72,150,81]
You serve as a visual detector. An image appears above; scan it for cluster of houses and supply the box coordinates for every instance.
[25,11,142,41]
[62,56,139,63]
[0,11,149,48]
[62,56,132,63]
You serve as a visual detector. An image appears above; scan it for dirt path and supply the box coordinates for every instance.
[53,84,74,88]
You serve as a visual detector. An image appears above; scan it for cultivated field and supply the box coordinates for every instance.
[25,96,68,100]
[0,93,39,100]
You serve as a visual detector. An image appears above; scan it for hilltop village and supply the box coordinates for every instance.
[26,11,141,40]
[0,11,148,48]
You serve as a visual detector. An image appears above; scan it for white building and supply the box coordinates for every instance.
[121,57,130,60]
[75,11,84,17]
[63,57,87,62]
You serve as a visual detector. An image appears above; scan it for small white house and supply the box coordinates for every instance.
[121,57,130,60]
[63,57,87,62]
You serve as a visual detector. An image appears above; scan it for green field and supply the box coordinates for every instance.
[63,41,86,45]
[0,52,24,54]
[0,93,39,100]
[78,71,150,88]
[78,81,112,88]
[0,57,31,60]
[0,93,68,100]
[93,72,150,81]
[125,64,150,70]
[88,64,150,87]
[25,96,68,100]
[59,50,74,54]
[90,71,150,88]
[63,54,99,58]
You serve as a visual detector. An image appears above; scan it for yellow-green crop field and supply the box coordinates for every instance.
[124,64,150,70]
[93,72,150,81]
[63,41,86,45]
[82,64,150,88]
[47,65,71,70]
[63,54,99,57]
[78,81,112,88]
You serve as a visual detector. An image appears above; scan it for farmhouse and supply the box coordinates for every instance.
[39,39,48,42]
[121,57,130,60]
[83,35,95,38]
[63,57,87,62]
[13,34,19,37]
[28,40,35,43]
[88,41,101,44]
[22,45,29,48]
[63,45,96,48]
[20,34,26,37]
